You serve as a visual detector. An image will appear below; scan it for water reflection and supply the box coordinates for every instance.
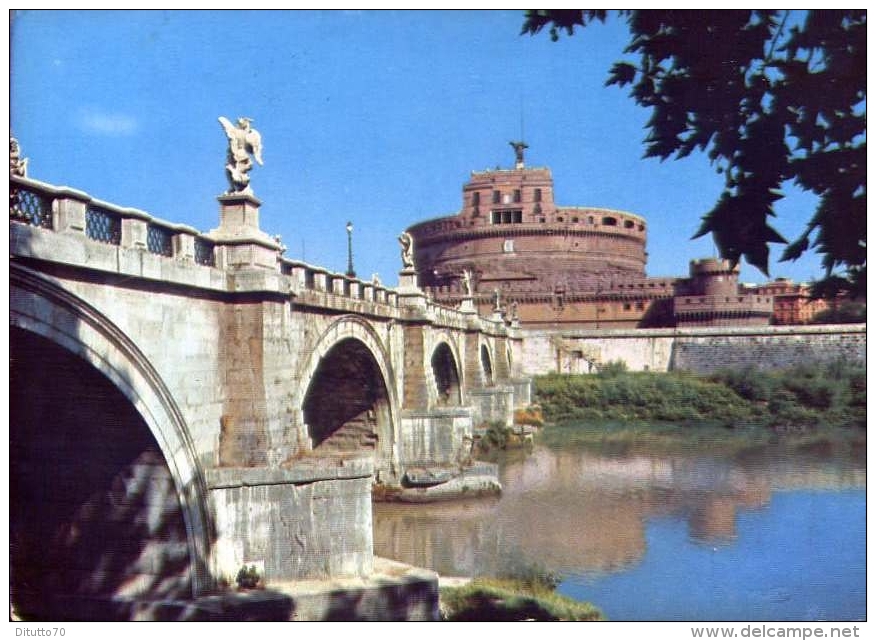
[373,437,865,582]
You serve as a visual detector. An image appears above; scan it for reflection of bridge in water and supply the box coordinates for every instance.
[373,444,866,578]
[10,173,531,620]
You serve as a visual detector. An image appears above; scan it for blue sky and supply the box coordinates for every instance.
[10,9,827,286]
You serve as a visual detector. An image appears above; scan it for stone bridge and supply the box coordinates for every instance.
[9,174,531,619]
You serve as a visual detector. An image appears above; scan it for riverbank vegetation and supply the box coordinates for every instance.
[473,407,545,457]
[533,360,865,450]
[439,576,603,621]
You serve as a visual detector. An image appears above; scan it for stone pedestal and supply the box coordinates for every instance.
[397,269,427,309]
[207,460,375,584]
[396,268,420,292]
[208,193,282,271]
[216,192,264,236]
[459,297,477,315]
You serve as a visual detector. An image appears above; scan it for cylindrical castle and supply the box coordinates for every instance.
[408,155,647,295]
[406,144,776,329]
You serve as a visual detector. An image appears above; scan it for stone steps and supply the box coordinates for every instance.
[318,417,378,453]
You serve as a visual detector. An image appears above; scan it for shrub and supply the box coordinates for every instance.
[711,367,775,403]
[475,421,513,455]
[440,579,603,621]
[535,359,865,430]
[596,359,628,377]
[236,564,261,590]
[514,406,544,427]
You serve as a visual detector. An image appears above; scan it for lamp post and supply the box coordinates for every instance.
[345,221,356,278]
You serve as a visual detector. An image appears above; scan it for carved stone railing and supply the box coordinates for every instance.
[84,203,122,245]
[10,174,217,267]
[279,257,401,308]
[10,180,53,229]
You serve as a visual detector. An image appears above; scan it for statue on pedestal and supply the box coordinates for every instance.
[509,140,528,169]
[493,288,502,313]
[461,269,474,297]
[219,116,263,194]
[10,135,28,177]
[398,231,415,270]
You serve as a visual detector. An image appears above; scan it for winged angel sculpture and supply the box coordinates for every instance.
[218,116,263,194]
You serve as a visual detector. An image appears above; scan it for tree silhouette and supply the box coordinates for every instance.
[522,10,866,297]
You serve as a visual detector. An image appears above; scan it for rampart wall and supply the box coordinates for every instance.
[520,325,866,376]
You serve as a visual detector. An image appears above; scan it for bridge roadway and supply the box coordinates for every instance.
[9,174,531,619]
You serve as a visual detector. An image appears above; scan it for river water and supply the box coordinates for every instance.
[373,427,866,621]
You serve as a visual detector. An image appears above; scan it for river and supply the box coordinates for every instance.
[372,426,866,621]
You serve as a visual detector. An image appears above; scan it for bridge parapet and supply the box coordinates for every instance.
[11,174,219,267]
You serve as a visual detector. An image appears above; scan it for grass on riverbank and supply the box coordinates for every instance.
[534,360,866,431]
[440,578,603,621]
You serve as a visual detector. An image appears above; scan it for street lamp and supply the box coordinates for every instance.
[345,221,356,278]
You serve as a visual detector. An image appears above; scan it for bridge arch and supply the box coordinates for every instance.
[9,266,214,611]
[430,337,463,406]
[295,315,400,482]
[480,342,495,387]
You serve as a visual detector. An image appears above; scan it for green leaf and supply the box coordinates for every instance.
[522,9,866,293]
[607,61,637,87]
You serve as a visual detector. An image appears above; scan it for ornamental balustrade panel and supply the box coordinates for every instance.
[85,205,122,245]
[10,185,52,229]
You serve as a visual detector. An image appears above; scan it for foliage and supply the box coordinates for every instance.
[481,420,512,450]
[534,360,866,430]
[710,360,866,426]
[440,578,603,621]
[514,406,544,427]
[810,300,867,324]
[596,359,628,377]
[522,10,866,297]
[534,370,750,426]
[235,564,261,590]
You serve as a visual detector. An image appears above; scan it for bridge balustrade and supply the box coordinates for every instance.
[10,182,53,229]
[85,204,122,245]
[279,256,406,309]
[10,174,218,267]
[193,237,216,267]
[146,222,174,257]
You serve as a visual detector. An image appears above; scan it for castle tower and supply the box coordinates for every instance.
[405,144,652,327]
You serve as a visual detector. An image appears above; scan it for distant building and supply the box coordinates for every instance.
[406,145,803,329]
[754,278,829,325]
[672,259,773,327]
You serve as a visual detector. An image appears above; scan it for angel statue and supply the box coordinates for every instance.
[461,269,474,297]
[509,140,528,169]
[398,231,415,270]
[218,116,263,194]
[10,135,28,177]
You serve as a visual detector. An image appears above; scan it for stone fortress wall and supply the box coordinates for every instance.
[520,324,867,376]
